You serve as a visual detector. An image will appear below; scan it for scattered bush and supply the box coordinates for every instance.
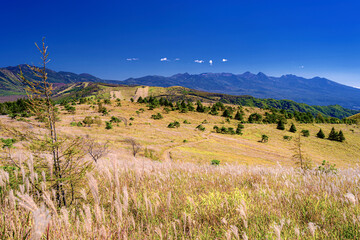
[283,135,292,141]
[105,121,113,130]
[261,134,269,143]
[317,160,337,174]
[211,159,220,166]
[151,113,163,120]
[301,130,310,137]
[183,120,191,124]
[83,116,94,126]
[168,121,180,128]
[110,116,121,123]
[196,124,205,131]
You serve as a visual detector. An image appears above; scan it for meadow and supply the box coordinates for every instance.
[0,92,360,239]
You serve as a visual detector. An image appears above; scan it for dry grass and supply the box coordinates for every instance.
[0,100,360,239]
[1,154,360,239]
[49,100,360,168]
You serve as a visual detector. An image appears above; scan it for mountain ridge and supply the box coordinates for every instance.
[1,65,360,109]
[121,72,360,110]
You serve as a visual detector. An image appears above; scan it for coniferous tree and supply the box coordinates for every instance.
[338,130,345,142]
[289,123,297,133]
[328,127,338,140]
[222,109,232,118]
[234,111,244,121]
[236,123,243,135]
[316,129,325,139]
[277,120,285,130]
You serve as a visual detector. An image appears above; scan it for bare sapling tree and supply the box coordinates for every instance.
[292,134,312,170]
[86,139,109,163]
[125,138,141,157]
[12,38,93,207]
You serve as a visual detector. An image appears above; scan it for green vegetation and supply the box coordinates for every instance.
[289,123,297,133]
[151,113,163,120]
[328,127,346,142]
[168,121,180,128]
[211,159,220,165]
[317,129,325,139]
[196,124,205,131]
[277,119,285,130]
[261,134,269,143]
[301,129,310,137]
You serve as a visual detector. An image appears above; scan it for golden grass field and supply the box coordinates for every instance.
[1,91,360,239]
[52,99,360,168]
[2,95,359,168]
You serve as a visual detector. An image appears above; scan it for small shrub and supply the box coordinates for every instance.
[283,135,292,141]
[151,113,163,120]
[261,134,269,143]
[129,117,134,121]
[83,116,94,126]
[196,124,205,131]
[168,121,180,128]
[183,139,188,143]
[317,160,337,174]
[105,121,113,130]
[110,116,121,123]
[211,159,220,166]
[183,120,191,124]
[301,130,310,137]
[70,122,77,126]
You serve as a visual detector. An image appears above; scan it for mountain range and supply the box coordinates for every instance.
[122,72,360,110]
[1,65,360,110]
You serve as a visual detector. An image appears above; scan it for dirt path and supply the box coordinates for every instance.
[133,87,149,101]
[162,132,210,161]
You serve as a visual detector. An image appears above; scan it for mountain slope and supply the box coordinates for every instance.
[122,72,360,110]
[0,65,115,95]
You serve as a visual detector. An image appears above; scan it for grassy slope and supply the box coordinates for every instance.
[1,96,360,239]
[348,113,360,123]
[53,83,359,119]
[3,98,356,168]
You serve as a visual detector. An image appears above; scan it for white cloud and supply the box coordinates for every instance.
[126,58,139,61]
[160,57,169,62]
[209,60,213,66]
[299,65,304,69]
[194,60,204,63]
[222,58,228,62]
[174,58,180,61]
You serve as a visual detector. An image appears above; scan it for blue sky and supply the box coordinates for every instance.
[1,0,360,87]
